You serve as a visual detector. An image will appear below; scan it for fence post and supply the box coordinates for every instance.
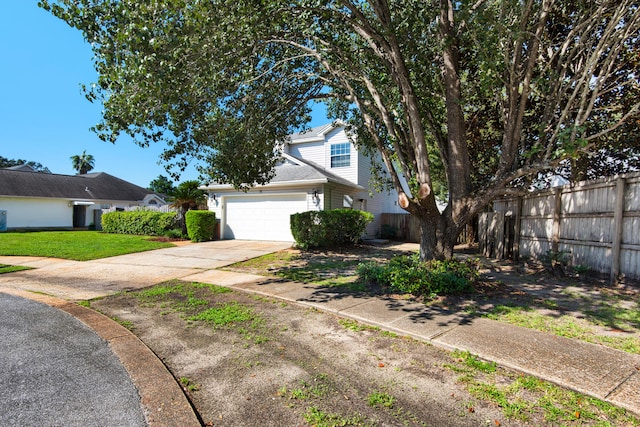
[478,213,487,256]
[513,197,522,261]
[611,176,625,284]
[551,189,562,253]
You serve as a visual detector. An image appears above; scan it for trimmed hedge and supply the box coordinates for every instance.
[290,209,374,249]
[101,211,177,236]
[357,255,479,298]
[185,210,216,242]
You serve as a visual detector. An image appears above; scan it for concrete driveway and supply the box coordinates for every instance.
[0,240,292,300]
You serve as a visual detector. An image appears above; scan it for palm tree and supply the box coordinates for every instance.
[169,180,206,235]
[70,150,95,174]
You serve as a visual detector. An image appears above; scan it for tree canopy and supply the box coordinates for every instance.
[148,174,176,197]
[0,156,51,173]
[41,0,640,259]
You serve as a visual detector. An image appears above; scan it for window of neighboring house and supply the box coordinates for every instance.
[330,143,351,168]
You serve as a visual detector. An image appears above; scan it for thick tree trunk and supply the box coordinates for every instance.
[417,211,457,261]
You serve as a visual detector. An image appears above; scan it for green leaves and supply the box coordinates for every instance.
[40,0,640,258]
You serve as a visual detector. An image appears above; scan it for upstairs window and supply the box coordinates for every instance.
[330,143,351,168]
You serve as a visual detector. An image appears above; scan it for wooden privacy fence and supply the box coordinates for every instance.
[479,171,640,282]
[379,213,474,244]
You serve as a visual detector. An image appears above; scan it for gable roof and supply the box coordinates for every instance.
[203,153,363,191]
[0,169,162,202]
[288,122,345,144]
[5,164,37,172]
[275,154,363,188]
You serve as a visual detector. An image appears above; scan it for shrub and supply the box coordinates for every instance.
[357,255,479,298]
[101,211,177,236]
[185,210,216,242]
[163,228,187,239]
[290,209,374,249]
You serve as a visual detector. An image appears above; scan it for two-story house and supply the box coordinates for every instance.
[202,123,406,241]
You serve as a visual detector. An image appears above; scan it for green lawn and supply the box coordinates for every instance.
[0,231,175,261]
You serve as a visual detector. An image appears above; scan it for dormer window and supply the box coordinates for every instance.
[330,143,351,168]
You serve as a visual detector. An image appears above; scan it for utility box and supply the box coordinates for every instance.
[0,210,6,231]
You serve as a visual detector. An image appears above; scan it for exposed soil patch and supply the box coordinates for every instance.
[148,236,192,245]
[93,284,514,426]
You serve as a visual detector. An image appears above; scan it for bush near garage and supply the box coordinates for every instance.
[357,254,479,298]
[185,210,216,242]
[101,211,177,236]
[290,209,374,249]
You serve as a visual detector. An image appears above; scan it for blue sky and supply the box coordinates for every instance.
[0,2,329,188]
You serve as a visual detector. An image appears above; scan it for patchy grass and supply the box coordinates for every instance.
[486,304,640,354]
[585,305,640,331]
[338,318,381,333]
[231,250,298,268]
[129,280,266,343]
[303,407,371,427]
[367,391,396,409]
[179,377,199,392]
[229,245,640,359]
[225,249,367,290]
[0,231,174,260]
[274,259,360,283]
[108,315,136,330]
[188,302,255,326]
[277,373,375,426]
[445,350,640,425]
[0,264,32,274]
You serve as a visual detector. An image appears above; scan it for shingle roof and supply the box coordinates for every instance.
[288,122,341,143]
[203,154,363,190]
[275,155,361,188]
[0,169,158,202]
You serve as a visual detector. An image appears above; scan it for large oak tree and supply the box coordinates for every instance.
[41,0,639,260]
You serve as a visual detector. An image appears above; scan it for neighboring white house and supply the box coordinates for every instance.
[201,123,407,241]
[0,167,166,231]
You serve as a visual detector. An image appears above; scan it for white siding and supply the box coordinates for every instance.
[356,149,372,188]
[324,127,359,184]
[0,197,72,229]
[287,140,325,165]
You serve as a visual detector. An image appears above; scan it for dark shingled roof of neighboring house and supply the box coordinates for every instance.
[0,169,160,202]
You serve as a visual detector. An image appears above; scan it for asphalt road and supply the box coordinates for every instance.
[0,293,146,427]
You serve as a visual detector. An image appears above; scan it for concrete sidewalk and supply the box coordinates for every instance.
[1,240,639,420]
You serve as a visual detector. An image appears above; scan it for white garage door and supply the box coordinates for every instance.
[225,194,308,241]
